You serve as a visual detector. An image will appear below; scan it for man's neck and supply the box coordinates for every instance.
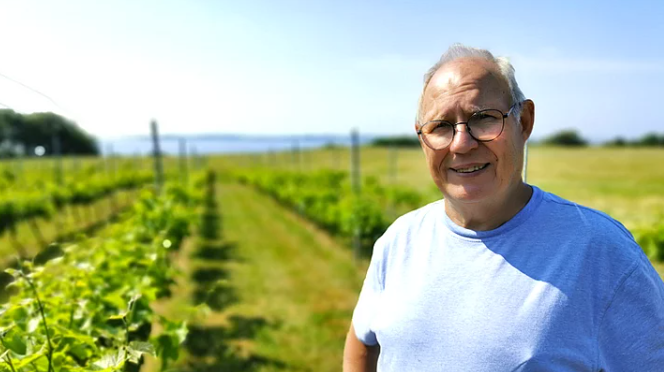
[444,182,533,231]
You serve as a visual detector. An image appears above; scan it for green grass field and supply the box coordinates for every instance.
[211,146,664,230]
[145,181,367,371]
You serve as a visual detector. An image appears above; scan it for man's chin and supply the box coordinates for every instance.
[441,185,491,204]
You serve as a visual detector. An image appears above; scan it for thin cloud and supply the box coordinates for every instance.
[512,55,664,74]
[356,53,664,76]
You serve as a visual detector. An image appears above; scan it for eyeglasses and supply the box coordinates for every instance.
[417,103,520,150]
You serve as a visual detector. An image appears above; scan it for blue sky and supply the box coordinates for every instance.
[0,0,662,141]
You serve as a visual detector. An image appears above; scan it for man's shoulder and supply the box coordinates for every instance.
[536,188,645,269]
[538,189,634,240]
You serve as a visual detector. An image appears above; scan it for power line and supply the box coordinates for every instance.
[0,72,69,114]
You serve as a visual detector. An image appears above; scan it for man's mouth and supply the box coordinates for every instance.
[451,163,489,173]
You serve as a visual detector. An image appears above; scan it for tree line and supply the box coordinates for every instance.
[370,130,664,148]
[0,109,99,157]
[538,130,664,147]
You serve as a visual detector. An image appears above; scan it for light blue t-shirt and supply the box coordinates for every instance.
[352,185,664,371]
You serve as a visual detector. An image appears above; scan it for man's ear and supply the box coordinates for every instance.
[519,99,535,141]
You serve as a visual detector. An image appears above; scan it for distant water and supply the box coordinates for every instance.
[99,134,377,156]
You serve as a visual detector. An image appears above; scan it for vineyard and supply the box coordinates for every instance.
[0,159,156,261]
[1,146,663,371]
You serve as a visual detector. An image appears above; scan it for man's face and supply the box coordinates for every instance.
[417,58,532,205]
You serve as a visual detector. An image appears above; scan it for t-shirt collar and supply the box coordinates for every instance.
[441,185,543,240]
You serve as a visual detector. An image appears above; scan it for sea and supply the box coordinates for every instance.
[98,134,379,156]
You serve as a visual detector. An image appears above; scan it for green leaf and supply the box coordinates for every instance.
[3,268,18,278]
[175,321,188,344]
[4,334,26,355]
[155,335,178,366]
[0,324,15,336]
[128,341,155,356]
[27,317,41,333]
[93,348,126,369]
[12,350,44,370]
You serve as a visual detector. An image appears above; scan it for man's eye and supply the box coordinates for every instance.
[475,111,501,120]
[431,123,452,134]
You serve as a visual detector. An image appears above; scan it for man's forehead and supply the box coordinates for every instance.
[428,58,506,95]
[421,58,509,118]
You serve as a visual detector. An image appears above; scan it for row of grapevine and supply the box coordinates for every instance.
[0,176,207,371]
[235,169,424,255]
[0,159,148,191]
[237,167,664,264]
[0,170,153,236]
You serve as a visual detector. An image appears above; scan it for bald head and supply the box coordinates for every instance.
[416,44,525,125]
[420,57,513,125]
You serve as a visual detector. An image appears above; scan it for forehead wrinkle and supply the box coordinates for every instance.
[422,88,483,123]
[424,101,484,123]
[421,62,509,123]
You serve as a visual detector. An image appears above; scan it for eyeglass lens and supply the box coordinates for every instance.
[422,109,504,149]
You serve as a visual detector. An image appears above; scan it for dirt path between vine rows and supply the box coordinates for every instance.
[155,181,368,372]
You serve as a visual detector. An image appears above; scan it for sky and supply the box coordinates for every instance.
[0,0,663,142]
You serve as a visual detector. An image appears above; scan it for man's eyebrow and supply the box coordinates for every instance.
[426,105,485,121]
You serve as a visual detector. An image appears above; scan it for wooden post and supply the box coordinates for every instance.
[150,120,164,193]
[106,144,117,215]
[350,128,361,260]
[351,129,361,194]
[389,145,398,185]
[291,139,301,172]
[387,145,398,219]
[51,123,63,186]
[179,138,188,186]
[51,122,64,233]
[190,145,198,171]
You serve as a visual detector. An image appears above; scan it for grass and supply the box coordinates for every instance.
[206,181,366,371]
[211,146,664,230]
[147,180,368,372]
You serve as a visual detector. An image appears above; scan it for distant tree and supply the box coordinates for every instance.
[0,109,99,156]
[635,132,664,147]
[371,135,421,148]
[542,129,588,147]
[0,110,24,157]
[603,136,628,147]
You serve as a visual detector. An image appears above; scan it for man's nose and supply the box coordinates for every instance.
[449,123,479,154]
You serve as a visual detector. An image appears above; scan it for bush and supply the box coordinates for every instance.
[371,135,421,148]
[602,133,664,147]
[542,129,588,147]
[636,132,664,147]
[633,220,664,262]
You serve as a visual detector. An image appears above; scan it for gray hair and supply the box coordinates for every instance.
[416,43,525,126]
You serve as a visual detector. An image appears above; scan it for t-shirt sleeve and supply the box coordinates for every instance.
[351,236,386,346]
[597,258,664,371]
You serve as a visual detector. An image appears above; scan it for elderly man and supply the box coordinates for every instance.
[343,44,664,371]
